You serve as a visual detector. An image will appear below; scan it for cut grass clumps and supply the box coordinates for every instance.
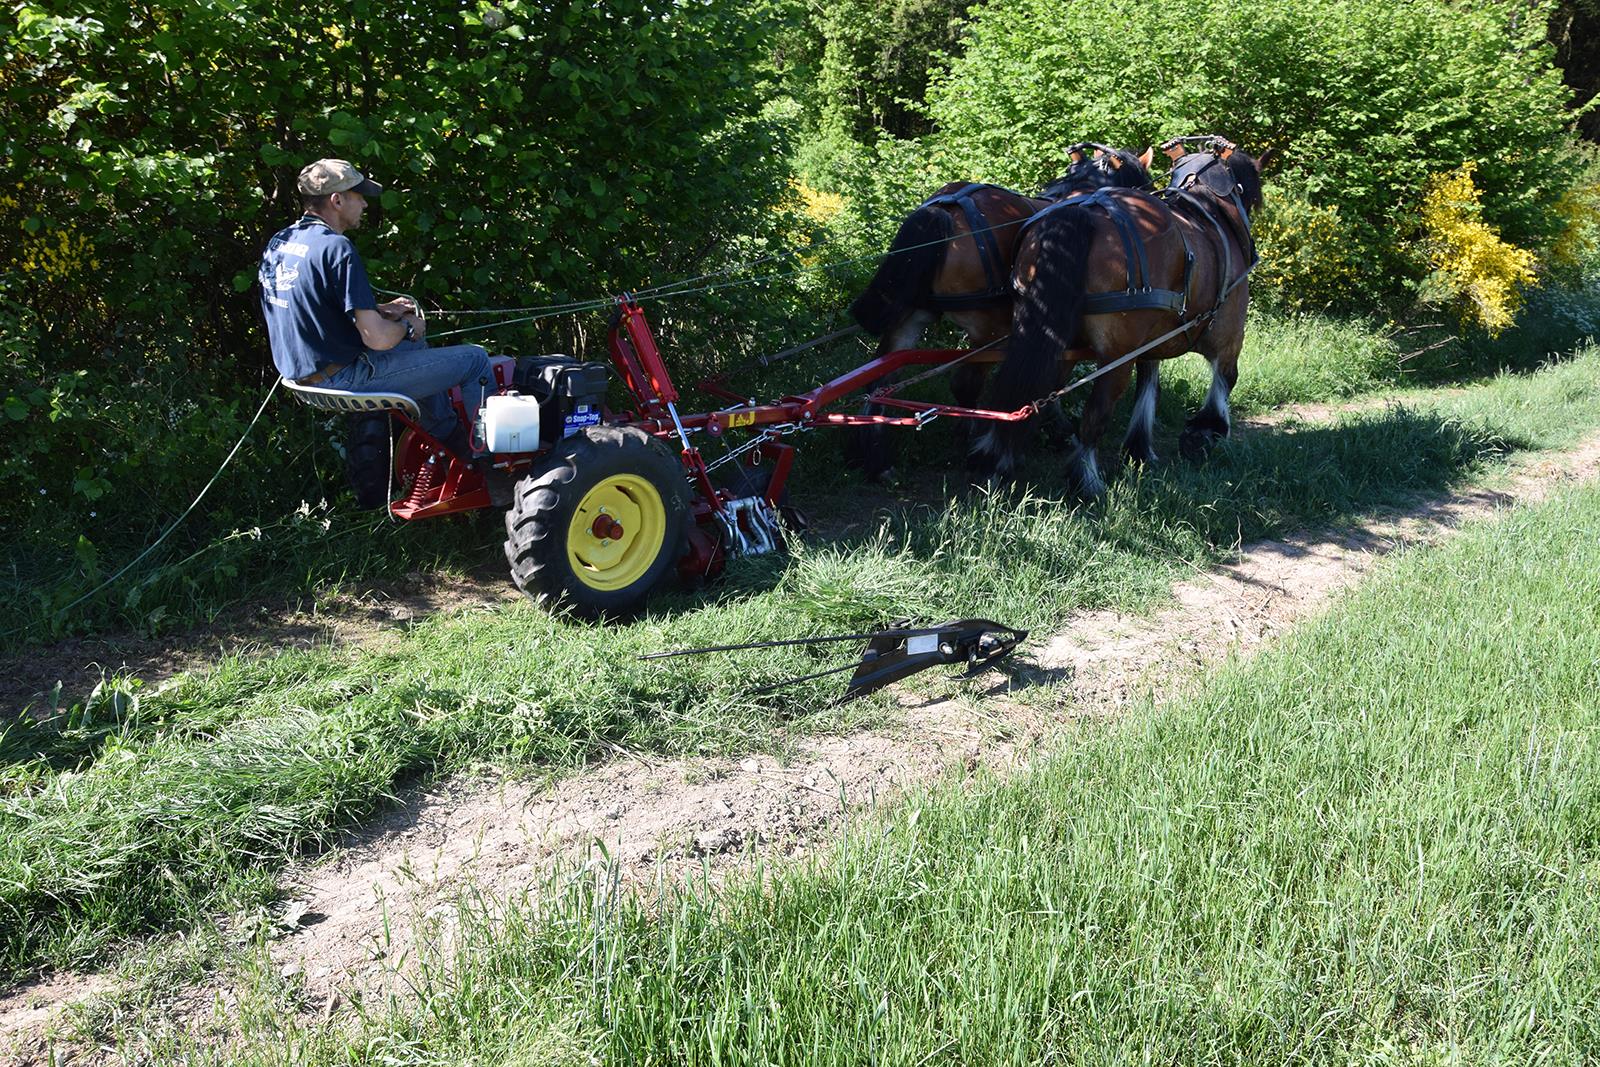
[257,475,1600,1065]
[1,343,1598,982]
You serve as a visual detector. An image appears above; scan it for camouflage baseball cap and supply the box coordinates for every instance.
[297,158,383,197]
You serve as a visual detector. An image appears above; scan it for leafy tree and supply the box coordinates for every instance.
[786,0,975,189]
[1550,0,1600,142]
[0,0,794,622]
[912,0,1580,310]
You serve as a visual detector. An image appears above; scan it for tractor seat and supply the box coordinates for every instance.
[281,378,422,421]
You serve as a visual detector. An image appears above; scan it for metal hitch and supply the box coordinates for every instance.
[640,618,1028,704]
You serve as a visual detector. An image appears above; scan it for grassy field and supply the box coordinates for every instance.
[201,453,1600,1065]
[1,337,1597,985]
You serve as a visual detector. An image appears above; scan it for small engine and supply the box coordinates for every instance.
[512,355,609,448]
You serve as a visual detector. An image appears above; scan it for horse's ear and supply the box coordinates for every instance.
[1257,145,1279,173]
[1092,147,1105,159]
[1139,146,1153,168]
[1068,149,1085,163]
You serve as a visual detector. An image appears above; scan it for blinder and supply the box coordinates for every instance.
[1168,152,1237,198]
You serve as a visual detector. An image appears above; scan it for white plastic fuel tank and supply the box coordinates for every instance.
[482,393,542,453]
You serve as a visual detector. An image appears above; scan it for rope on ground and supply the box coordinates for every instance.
[5,377,283,641]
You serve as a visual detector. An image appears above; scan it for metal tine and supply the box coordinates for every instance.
[638,626,926,661]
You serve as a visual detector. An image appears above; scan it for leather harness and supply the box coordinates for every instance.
[916,153,1256,332]
[1015,162,1257,332]
[1016,188,1190,315]
[920,182,1021,310]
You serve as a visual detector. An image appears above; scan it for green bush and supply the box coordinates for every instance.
[915,0,1579,311]
[0,0,805,635]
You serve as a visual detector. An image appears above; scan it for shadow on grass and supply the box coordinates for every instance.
[0,404,1518,781]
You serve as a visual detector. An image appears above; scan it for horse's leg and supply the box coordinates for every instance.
[1179,342,1240,461]
[846,308,937,481]
[1121,359,1161,466]
[1064,360,1134,499]
[950,363,988,408]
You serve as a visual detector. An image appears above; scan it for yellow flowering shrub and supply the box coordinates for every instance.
[794,180,847,226]
[1,189,99,282]
[1250,191,1364,312]
[1548,178,1600,274]
[1418,162,1537,335]
[18,228,100,279]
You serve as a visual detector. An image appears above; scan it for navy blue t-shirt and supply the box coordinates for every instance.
[259,216,377,380]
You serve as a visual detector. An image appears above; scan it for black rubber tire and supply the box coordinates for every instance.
[345,414,397,510]
[503,426,690,619]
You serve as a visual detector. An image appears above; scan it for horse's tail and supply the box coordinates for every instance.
[990,207,1095,412]
[849,205,951,336]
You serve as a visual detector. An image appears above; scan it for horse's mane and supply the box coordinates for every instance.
[1223,150,1263,215]
[1041,145,1152,198]
[1104,146,1154,187]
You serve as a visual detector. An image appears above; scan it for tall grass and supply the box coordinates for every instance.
[236,465,1600,1065]
[1165,312,1403,413]
[1,343,1597,982]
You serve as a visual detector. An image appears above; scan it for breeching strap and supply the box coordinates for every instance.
[1024,262,1254,415]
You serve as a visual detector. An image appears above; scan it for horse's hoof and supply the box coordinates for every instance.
[1123,445,1159,468]
[1179,428,1219,462]
[1068,476,1107,503]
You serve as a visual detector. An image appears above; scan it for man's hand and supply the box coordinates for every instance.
[377,297,417,320]
[354,306,424,350]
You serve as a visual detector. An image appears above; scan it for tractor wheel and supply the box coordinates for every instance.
[503,426,690,619]
[345,414,397,509]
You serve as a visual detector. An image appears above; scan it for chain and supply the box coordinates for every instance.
[702,421,813,474]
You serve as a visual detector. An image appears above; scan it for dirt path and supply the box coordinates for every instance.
[7,427,1600,1062]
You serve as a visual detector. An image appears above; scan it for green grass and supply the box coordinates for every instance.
[1,341,1596,985]
[1166,312,1404,413]
[224,453,1600,1065]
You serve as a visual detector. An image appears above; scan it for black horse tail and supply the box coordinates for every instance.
[849,205,951,336]
[990,207,1095,413]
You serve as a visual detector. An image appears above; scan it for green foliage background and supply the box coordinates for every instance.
[0,0,1595,638]
[0,0,806,630]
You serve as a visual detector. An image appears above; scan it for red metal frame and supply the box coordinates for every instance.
[391,296,1067,528]
[386,357,525,520]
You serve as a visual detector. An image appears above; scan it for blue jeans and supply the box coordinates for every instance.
[325,340,492,442]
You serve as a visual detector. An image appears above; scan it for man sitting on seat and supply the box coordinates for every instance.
[259,158,490,459]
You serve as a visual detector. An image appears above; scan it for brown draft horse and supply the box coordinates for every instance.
[845,144,1155,479]
[972,142,1264,496]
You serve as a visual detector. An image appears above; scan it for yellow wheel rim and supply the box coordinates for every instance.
[566,473,668,592]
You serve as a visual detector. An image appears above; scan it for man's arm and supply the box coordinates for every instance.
[353,307,426,350]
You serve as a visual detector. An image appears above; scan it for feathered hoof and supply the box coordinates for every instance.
[1123,442,1159,468]
[1179,426,1225,462]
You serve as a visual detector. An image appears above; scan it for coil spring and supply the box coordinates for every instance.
[403,453,442,508]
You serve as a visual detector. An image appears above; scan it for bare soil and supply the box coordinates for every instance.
[6,423,1600,1062]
